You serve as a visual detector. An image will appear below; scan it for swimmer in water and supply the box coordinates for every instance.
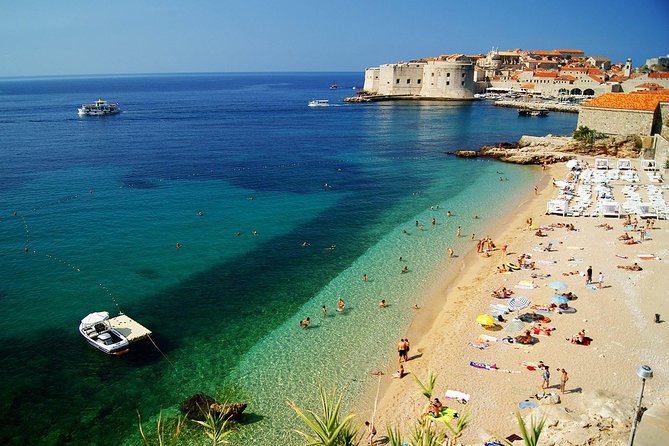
[176,243,182,249]
[302,241,310,247]
[447,211,452,217]
[337,298,346,311]
[252,230,258,236]
[299,317,310,328]
[401,266,409,274]
[379,299,386,308]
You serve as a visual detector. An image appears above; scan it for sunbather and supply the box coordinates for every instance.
[491,287,513,299]
[531,323,555,336]
[570,329,586,344]
[618,232,632,241]
[562,270,580,276]
[559,292,577,300]
[515,330,534,344]
[617,263,643,271]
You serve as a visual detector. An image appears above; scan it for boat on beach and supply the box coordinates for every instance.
[78,98,121,116]
[79,311,129,355]
[308,99,330,107]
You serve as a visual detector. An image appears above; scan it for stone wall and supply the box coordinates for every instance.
[419,60,475,99]
[361,61,475,99]
[363,68,380,93]
[376,63,424,96]
[577,107,655,135]
[654,135,669,170]
[660,103,669,139]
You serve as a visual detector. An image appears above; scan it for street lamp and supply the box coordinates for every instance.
[628,365,653,446]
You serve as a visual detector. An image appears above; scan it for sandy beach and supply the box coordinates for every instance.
[362,160,669,444]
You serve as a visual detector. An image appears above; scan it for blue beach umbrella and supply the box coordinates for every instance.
[548,281,568,291]
[551,295,570,305]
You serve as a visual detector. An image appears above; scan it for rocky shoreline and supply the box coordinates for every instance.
[453,134,641,164]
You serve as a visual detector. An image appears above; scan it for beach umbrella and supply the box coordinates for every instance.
[551,295,570,305]
[566,159,578,170]
[503,319,526,333]
[476,314,496,327]
[508,296,531,313]
[548,281,568,291]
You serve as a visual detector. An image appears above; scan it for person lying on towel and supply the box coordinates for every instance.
[618,232,632,241]
[617,263,642,271]
[515,330,534,345]
[491,287,513,298]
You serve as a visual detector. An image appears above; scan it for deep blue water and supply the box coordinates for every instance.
[0,73,577,445]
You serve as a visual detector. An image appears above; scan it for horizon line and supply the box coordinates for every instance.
[0,70,363,82]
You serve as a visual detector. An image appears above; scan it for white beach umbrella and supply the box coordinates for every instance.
[566,159,579,170]
[508,296,531,313]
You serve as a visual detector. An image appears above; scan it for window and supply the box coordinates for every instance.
[447,72,451,77]
[446,81,450,86]
[431,72,434,77]
[461,81,465,86]
[462,72,465,77]
[417,79,421,84]
[407,79,411,84]
[396,79,400,84]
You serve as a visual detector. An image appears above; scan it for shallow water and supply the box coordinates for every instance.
[0,73,577,445]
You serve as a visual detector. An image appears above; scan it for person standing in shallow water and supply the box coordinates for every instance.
[321,306,327,318]
[457,226,461,237]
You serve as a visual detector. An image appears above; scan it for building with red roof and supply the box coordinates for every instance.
[577,92,669,135]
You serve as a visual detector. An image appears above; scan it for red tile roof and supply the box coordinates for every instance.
[649,72,669,79]
[588,74,603,83]
[555,49,585,53]
[635,82,663,90]
[534,71,559,77]
[556,75,576,81]
[583,92,669,111]
[520,84,535,89]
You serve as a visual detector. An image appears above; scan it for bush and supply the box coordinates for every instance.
[573,126,606,145]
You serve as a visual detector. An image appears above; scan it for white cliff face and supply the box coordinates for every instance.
[363,60,475,99]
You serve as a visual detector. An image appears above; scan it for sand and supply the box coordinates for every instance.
[361,160,669,444]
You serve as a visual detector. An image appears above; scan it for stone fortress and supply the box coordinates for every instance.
[361,48,669,101]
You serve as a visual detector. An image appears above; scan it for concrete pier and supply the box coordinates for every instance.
[109,314,152,343]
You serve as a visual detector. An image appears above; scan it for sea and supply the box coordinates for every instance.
[0,73,577,445]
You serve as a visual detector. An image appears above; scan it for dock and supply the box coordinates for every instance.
[109,314,152,343]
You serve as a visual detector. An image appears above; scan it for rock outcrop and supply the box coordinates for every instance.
[454,134,640,165]
[180,393,247,421]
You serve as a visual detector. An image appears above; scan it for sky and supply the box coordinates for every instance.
[1,0,668,77]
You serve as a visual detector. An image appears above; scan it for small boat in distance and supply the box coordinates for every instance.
[78,98,121,116]
[308,99,330,107]
[79,311,129,355]
[518,108,548,117]
[330,83,338,89]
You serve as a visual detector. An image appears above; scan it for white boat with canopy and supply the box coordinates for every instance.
[78,99,121,116]
[79,311,130,355]
[308,99,330,107]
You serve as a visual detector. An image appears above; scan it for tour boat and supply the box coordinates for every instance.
[78,99,121,116]
[308,99,330,107]
[79,311,129,355]
[329,83,338,89]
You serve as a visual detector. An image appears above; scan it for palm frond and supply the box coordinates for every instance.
[411,369,437,400]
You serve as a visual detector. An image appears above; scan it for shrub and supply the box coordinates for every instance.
[573,126,606,145]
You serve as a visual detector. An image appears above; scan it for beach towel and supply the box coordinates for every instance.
[516,280,538,290]
[470,361,498,371]
[521,361,543,371]
[566,246,585,250]
[469,335,497,350]
[637,254,656,260]
[518,400,538,409]
[557,307,577,314]
[585,284,599,291]
[570,337,592,346]
[489,304,509,316]
[538,259,557,265]
[429,407,458,423]
[445,390,471,404]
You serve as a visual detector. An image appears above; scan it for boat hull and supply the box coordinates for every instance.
[79,324,130,355]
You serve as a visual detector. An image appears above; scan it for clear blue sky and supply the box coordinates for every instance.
[1,0,667,77]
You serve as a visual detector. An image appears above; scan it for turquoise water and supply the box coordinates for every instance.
[0,73,577,445]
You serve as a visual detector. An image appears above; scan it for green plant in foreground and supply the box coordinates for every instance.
[437,409,471,446]
[137,410,184,446]
[411,369,437,400]
[513,411,546,446]
[386,424,404,446]
[191,410,233,445]
[287,385,357,446]
[410,416,444,446]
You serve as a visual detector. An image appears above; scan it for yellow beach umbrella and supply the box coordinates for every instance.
[476,314,496,327]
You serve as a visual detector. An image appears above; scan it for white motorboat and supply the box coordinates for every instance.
[79,311,130,355]
[308,99,330,107]
[78,99,121,116]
